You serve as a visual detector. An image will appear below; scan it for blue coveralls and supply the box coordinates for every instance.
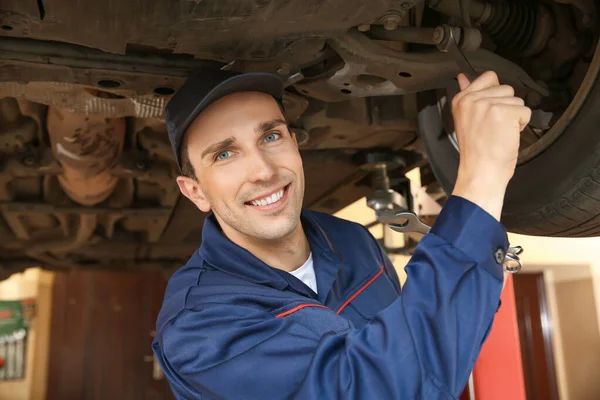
[152,195,508,399]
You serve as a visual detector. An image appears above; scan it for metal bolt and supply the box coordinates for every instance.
[135,160,148,171]
[494,248,505,264]
[381,12,403,31]
[276,63,291,76]
[357,24,371,32]
[22,156,36,166]
[400,1,413,10]
[432,26,444,44]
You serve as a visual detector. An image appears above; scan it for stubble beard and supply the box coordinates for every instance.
[209,179,304,243]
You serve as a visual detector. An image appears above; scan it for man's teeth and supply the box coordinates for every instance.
[250,189,285,206]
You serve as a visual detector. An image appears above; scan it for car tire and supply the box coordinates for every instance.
[418,47,600,237]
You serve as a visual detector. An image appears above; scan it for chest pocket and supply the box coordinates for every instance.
[339,267,399,328]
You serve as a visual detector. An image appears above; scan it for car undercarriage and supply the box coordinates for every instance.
[0,0,598,280]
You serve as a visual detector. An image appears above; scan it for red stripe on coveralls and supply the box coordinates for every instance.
[275,304,329,318]
[336,266,385,314]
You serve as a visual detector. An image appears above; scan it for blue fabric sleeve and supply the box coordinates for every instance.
[154,195,509,399]
[380,242,403,293]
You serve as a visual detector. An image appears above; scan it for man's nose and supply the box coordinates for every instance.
[246,151,277,183]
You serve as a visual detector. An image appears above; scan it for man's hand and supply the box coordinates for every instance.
[450,71,532,221]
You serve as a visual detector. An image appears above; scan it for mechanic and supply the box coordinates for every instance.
[152,68,531,399]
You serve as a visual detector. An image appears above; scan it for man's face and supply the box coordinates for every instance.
[176,91,305,242]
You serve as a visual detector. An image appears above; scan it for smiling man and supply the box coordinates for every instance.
[153,69,530,399]
[174,88,309,273]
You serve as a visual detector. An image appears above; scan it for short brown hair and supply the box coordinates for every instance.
[179,139,196,180]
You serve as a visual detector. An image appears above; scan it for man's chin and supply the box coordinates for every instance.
[246,212,300,241]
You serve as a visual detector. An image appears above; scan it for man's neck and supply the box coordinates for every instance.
[221,222,311,273]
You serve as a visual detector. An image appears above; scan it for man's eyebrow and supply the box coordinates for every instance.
[255,119,287,134]
[201,137,236,160]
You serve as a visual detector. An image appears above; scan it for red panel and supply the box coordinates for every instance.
[472,275,526,400]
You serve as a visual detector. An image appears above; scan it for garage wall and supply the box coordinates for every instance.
[508,231,600,400]
[554,277,600,400]
[0,268,54,400]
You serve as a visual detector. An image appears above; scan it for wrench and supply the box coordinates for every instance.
[446,27,478,81]
[438,25,547,95]
[386,211,524,273]
[388,211,431,235]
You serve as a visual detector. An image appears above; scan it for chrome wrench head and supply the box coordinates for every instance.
[389,211,431,235]
[447,27,479,81]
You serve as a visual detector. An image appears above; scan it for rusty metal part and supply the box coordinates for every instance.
[435,25,482,53]
[431,0,555,58]
[438,26,479,82]
[0,81,309,120]
[380,10,405,31]
[137,128,175,162]
[0,202,172,217]
[366,25,481,48]
[428,0,491,23]
[0,0,419,54]
[0,81,170,119]
[0,35,216,80]
[299,96,417,150]
[356,149,408,214]
[25,214,97,255]
[368,25,438,44]
[555,0,597,29]
[46,106,126,206]
[112,154,179,208]
[0,149,61,202]
[0,98,37,152]
[528,2,587,83]
[295,30,546,100]
[353,148,407,171]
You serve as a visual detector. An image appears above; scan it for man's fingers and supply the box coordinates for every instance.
[460,71,501,93]
[492,104,532,131]
[457,73,471,91]
[458,85,517,104]
[452,71,508,109]
[478,96,525,107]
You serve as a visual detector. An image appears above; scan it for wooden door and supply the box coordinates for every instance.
[513,273,559,400]
[46,270,175,400]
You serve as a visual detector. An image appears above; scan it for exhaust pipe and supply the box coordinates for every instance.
[46,107,126,206]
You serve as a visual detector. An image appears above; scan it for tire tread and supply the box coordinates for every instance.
[508,152,600,237]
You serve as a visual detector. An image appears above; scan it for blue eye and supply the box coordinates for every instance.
[264,132,280,143]
[216,151,232,161]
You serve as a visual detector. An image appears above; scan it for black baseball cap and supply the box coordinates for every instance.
[165,69,285,171]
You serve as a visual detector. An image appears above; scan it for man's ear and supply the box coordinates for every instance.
[176,176,211,212]
[290,129,298,147]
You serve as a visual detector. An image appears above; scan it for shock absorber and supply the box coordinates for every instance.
[429,0,555,57]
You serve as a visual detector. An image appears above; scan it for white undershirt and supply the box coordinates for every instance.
[289,253,318,294]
